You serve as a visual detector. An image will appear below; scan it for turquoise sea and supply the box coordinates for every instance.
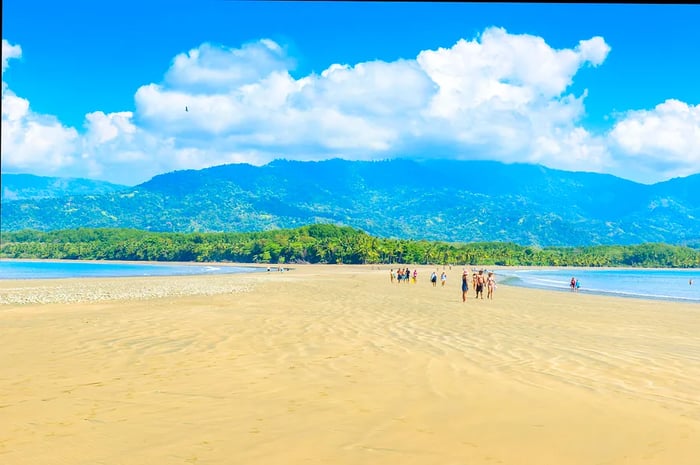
[499,267,699,303]
[0,259,263,280]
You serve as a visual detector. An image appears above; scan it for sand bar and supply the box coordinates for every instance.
[1,265,699,464]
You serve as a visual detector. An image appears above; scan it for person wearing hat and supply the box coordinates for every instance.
[461,270,469,302]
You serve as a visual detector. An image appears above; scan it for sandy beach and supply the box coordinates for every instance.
[1,264,699,464]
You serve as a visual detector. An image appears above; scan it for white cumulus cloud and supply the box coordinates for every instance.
[85,111,136,144]
[130,29,615,174]
[164,40,294,91]
[608,99,700,181]
[2,40,80,174]
[1,29,697,186]
[2,39,22,74]
[1,103,80,172]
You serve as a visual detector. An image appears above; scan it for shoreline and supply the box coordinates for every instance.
[2,260,698,305]
[3,256,698,269]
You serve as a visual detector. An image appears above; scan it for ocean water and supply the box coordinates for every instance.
[0,259,263,280]
[499,268,700,303]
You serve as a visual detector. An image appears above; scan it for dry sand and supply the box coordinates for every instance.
[1,264,699,464]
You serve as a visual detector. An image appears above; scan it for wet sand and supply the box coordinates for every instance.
[1,264,699,464]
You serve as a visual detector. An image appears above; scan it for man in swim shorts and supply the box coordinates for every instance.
[475,270,485,299]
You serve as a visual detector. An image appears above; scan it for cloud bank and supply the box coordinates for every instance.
[2,29,698,185]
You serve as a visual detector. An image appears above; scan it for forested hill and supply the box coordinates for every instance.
[2,159,699,247]
[1,173,128,201]
[2,226,699,267]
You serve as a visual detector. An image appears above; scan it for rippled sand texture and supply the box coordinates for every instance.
[1,265,699,464]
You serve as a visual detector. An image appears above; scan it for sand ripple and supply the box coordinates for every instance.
[1,265,699,464]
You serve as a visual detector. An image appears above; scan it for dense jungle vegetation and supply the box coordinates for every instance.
[1,225,699,267]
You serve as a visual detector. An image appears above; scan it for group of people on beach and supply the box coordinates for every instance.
[430,271,448,287]
[391,268,418,284]
[462,269,496,302]
[570,277,581,292]
[390,266,496,302]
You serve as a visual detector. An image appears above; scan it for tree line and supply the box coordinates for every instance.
[1,225,699,268]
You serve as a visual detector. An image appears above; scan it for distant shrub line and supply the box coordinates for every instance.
[1,225,698,267]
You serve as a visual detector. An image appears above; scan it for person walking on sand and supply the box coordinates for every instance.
[461,271,470,302]
[475,270,485,299]
[487,271,496,299]
[430,271,438,287]
[441,271,447,287]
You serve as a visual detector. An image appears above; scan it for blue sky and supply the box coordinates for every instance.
[2,1,699,185]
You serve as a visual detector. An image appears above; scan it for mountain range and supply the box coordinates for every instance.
[2,159,699,247]
[1,173,127,201]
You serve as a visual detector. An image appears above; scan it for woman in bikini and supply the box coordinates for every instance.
[487,271,496,299]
